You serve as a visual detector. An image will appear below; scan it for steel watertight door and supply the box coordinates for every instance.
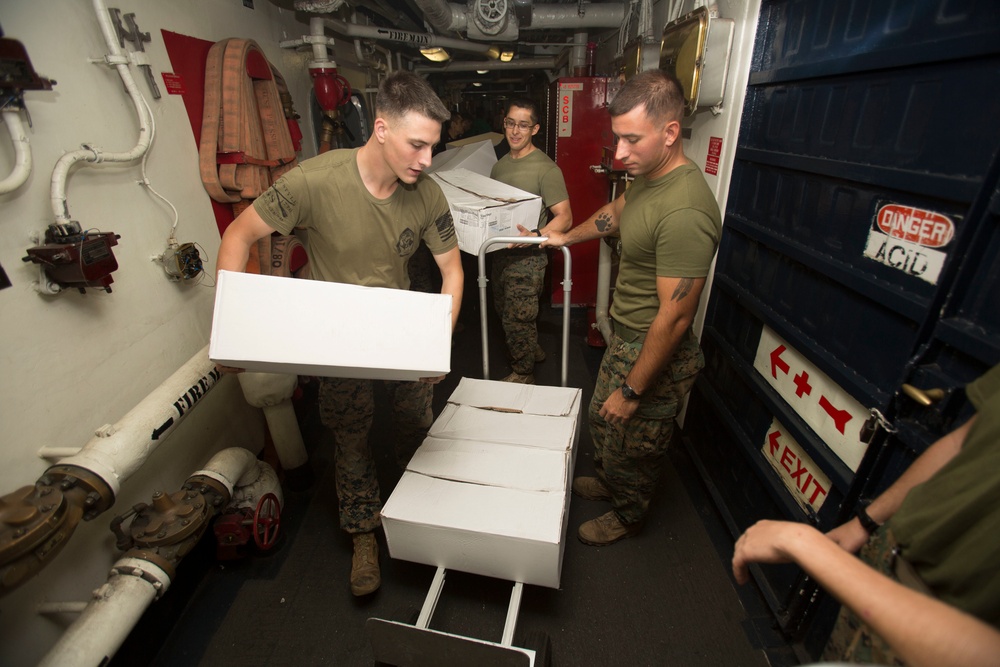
[682,0,1000,654]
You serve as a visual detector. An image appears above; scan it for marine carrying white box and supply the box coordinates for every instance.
[209,270,452,381]
[429,168,542,255]
[381,378,582,589]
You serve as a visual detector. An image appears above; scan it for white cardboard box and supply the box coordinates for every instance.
[381,378,582,588]
[429,168,542,255]
[209,270,452,381]
[447,131,504,148]
[429,139,497,177]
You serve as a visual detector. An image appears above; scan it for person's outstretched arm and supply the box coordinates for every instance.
[733,520,1000,667]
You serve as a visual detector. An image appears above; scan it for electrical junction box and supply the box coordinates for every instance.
[659,6,735,116]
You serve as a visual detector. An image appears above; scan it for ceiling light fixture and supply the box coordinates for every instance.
[420,47,450,62]
[500,50,514,62]
[476,69,489,74]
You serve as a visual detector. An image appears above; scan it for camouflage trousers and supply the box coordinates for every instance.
[589,322,704,526]
[821,527,905,665]
[318,377,433,534]
[491,251,547,374]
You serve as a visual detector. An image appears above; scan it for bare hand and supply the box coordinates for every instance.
[508,224,540,249]
[732,520,811,585]
[215,363,245,375]
[419,374,446,384]
[598,389,640,426]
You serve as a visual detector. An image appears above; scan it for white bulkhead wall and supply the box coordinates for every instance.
[0,1,317,665]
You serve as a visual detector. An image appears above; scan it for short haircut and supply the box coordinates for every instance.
[505,98,540,126]
[376,71,450,124]
[608,69,685,125]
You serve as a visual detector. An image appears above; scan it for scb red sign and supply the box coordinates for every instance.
[876,204,954,248]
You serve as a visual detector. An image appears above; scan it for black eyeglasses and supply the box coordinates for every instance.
[503,118,535,131]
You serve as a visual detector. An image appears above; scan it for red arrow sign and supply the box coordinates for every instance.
[770,345,790,379]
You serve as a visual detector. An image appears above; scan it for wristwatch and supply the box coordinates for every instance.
[856,499,881,534]
[621,382,642,400]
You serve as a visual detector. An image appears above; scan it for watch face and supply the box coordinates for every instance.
[622,384,639,400]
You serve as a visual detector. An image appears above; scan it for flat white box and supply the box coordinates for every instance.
[429,168,542,255]
[382,378,582,588]
[429,139,497,177]
[209,270,452,381]
[447,131,504,148]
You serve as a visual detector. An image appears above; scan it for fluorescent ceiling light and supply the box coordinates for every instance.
[472,82,483,87]
[476,69,489,74]
[420,47,450,62]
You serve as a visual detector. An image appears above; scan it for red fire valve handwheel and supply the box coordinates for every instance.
[252,492,282,551]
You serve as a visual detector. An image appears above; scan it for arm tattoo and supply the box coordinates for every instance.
[595,212,614,233]
[671,278,694,302]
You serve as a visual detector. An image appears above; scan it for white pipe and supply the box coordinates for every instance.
[570,31,587,72]
[595,239,613,344]
[310,16,335,67]
[228,459,284,512]
[237,372,309,471]
[521,3,626,30]
[411,0,467,33]
[38,450,272,666]
[414,57,558,73]
[37,557,171,667]
[321,17,493,55]
[0,109,32,194]
[50,0,153,223]
[56,345,222,497]
[189,446,260,499]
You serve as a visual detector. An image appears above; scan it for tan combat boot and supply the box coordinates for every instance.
[501,371,534,384]
[351,532,380,596]
[578,511,640,546]
[572,476,612,501]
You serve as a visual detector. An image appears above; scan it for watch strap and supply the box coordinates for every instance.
[856,500,881,534]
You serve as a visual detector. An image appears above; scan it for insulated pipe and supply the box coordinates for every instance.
[56,345,222,498]
[236,372,309,472]
[38,448,262,667]
[411,0,467,33]
[50,0,153,222]
[229,459,284,512]
[320,17,493,55]
[0,108,31,194]
[414,57,557,73]
[189,446,260,499]
[525,3,625,29]
[37,557,172,667]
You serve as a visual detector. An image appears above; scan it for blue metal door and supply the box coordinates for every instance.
[682,0,1000,654]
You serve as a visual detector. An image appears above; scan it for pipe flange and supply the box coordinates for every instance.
[129,489,210,548]
[41,465,116,519]
[473,0,511,36]
[0,484,71,564]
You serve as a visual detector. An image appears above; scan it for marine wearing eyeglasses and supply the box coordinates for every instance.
[489,99,573,385]
[503,117,536,131]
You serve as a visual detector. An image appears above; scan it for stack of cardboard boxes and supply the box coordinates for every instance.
[382,378,582,589]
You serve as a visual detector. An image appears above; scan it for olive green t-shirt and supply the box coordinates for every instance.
[610,162,722,331]
[889,363,1000,626]
[490,148,569,230]
[252,148,457,289]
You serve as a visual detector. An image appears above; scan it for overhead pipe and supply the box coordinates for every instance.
[38,448,273,667]
[319,17,493,55]
[414,57,557,73]
[50,0,153,223]
[0,345,223,597]
[0,108,32,194]
[411,0,467,33]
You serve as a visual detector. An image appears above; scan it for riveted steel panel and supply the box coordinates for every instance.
[683,0,1000,654]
